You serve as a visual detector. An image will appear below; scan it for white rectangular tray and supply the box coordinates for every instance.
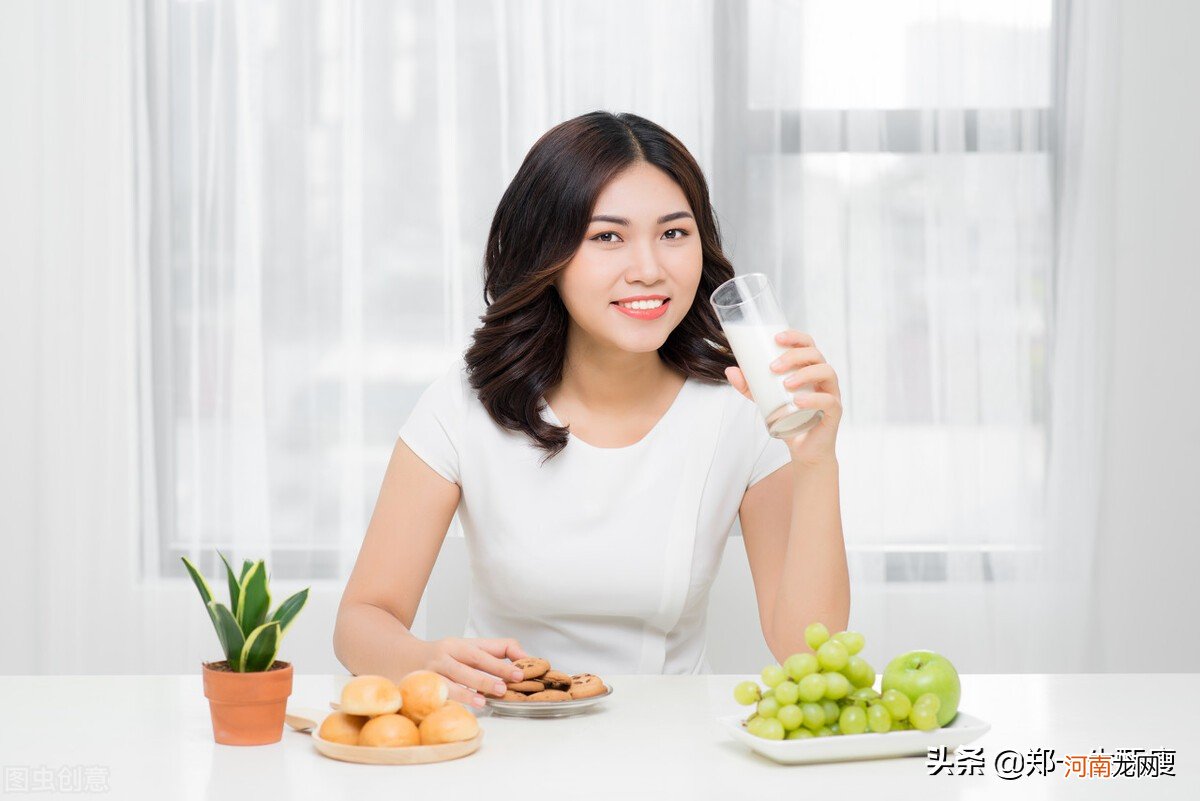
[718,710,990,765]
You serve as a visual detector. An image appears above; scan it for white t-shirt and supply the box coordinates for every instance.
[398,357,792,676]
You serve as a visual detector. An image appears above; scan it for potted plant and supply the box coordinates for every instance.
[182,552,309,745]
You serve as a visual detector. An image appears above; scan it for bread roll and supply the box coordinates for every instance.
[318,712,368,745]
[397,670,448,724]
[340,674,402,716]
[358,713,420,747]
[418,701,479,745]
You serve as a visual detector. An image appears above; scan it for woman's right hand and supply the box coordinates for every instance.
[421,636,530,709]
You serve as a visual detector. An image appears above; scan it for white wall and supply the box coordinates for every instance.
[1087,0,1200,671]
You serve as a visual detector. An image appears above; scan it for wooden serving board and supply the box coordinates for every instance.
[285,706,483,765]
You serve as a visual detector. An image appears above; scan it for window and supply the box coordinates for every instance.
[715,0,1054,582]
[143,0,1055,584]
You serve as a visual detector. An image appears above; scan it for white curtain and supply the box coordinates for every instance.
[4,0,1116,674]
[131,0,719,668]
[1049,0,1118,669]
[718,0,1091,672]
[1,0,149,673]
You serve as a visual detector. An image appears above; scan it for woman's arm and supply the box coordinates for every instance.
[728,328,850,662]
[333,437,459,676]
[333,438,527,705]
[739,459,850,663]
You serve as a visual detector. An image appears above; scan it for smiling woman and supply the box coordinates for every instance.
[333,111,849,707]
[465,112,740,460]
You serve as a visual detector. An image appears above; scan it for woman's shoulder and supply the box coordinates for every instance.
[421,354,475,405]
[687,373,761,422]
[401,355,478,438]
[686,374,787,468]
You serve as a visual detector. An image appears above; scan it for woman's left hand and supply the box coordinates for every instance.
[724,329,842,467]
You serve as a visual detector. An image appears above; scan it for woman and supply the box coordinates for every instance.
[333,111,849,709]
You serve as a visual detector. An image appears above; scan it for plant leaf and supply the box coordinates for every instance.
[217,551,241,619]
[239,559,254,582]
[184,557,227,650]
[180,557,214,606]
[207,601,245,667]
[236,560,271,637]
[269,587,309,637]
[239,621,281,672]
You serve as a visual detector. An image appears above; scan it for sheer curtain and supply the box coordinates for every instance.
[137,0,719,659]
[127,0,1109,673]
[2,0,148,674]
[725,0,1069,671]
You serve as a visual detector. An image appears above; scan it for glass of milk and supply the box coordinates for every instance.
[710,273,823,439]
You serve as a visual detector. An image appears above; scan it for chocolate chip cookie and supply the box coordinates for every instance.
[568,673,606,699]
[540,670,572,691]
[506,679,545,693]
[511,657,551,681]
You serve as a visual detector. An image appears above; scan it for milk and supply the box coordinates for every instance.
[722,321,822,438]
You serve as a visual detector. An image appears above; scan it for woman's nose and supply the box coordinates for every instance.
[624,240,666,284]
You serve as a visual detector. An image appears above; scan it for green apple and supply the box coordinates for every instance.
[881,650,960,726]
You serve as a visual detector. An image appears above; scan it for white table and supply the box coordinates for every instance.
[1,674,1194,800]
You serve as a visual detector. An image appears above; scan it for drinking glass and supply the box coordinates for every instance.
[710,273,823,439]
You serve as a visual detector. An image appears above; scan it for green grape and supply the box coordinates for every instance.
[838,705,868,735]
[757,696,781,718]
[910,705,939,731]
[784,652,820,681]
[892,719,913,731]
[761,664,787,688]
[828,723,840,735]
[733,680,762,706]
[847,687,881,706]
[774,680,800,706]
[880,689,912,720]
[815,726,835,737]
[777,703,804,731]
[821,671,851,700]
[804,622,830,650]
[821,700,840,726]
[761,687,775,700]
[746,716,768,737]
[817,640,849,671]
[759,717,786,740]
[831,630,865,655]
[914,693,942,715]
[867,703,893,733]
[797,673,827,702]
[800,702,825,730]
[844,655,876,688]
[787,728,815,739]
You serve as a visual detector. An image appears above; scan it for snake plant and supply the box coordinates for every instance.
[182,552,309,672]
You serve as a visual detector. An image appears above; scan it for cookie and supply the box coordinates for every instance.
[501,690,528,701]
[511,657,550,680]
[506,679,545,693]
[526,689,572,702]
[569,673,606,699]
[540,670,572,690]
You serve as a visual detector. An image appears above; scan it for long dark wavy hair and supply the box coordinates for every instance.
[464,111,737,462]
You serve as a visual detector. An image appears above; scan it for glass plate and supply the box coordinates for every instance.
[719,710,991,765]
[484,685,614,718]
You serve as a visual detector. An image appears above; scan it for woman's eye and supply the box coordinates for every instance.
[590,229,689,243]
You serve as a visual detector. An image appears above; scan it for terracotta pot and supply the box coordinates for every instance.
[202,660,293,745]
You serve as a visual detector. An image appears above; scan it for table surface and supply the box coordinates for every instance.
[1,673,1194,800]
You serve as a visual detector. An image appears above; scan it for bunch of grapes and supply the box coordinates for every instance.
[732,623,942,740]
